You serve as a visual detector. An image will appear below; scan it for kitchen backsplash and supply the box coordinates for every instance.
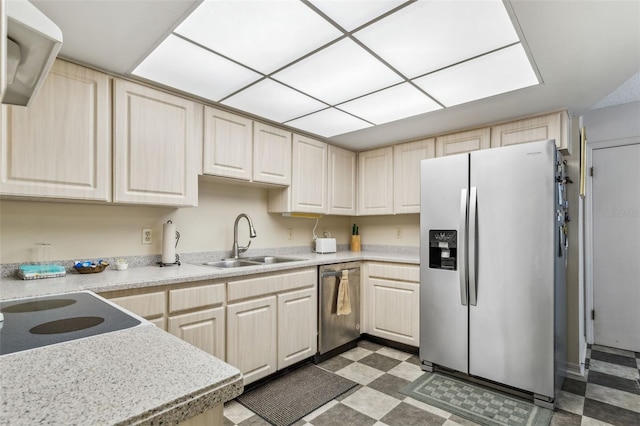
[0,180,419,265]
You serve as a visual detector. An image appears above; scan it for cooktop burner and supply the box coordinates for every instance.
[0,292,141,355]
[1,298,76,313]
[30,316,106,334]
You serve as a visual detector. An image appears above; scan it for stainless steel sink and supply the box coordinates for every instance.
[194,256,306,269]
[244,256,305,264]
[198,259,261,269]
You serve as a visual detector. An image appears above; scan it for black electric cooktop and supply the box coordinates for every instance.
[0,292,141,355]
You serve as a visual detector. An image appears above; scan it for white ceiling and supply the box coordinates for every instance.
[30,0,640,151]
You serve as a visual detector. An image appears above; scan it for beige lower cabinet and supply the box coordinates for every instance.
[277,287,317,369]
[226,268,317,385]
[168,307,226,361]
[107,291,167,330]
[365,262,420,346]
[226,296,278,385]
[168,283,226,360]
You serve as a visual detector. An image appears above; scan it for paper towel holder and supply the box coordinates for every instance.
[158,220,181,267]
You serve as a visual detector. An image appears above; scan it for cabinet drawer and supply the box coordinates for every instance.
[368,262,419,282]
[109,291,166,319]
[169,283,225,313]
[227,268,316,302]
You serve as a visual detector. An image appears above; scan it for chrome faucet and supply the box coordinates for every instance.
[231,213,257,258]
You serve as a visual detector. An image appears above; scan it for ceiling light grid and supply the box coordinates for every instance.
[132,0,539,138]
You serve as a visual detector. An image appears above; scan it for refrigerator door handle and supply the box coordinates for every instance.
[459,188,468,306]
[469,186,478,306]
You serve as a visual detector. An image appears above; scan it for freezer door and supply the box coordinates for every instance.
[468,140,557,398]
[420,153,469,373]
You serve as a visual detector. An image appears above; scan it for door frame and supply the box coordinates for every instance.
[585,136,640,345]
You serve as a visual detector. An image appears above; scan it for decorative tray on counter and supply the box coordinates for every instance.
[73,260,109,274]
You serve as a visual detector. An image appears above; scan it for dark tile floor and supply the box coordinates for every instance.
[224,341,640,426]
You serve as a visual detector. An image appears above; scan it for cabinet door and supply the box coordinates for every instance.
[435,128,490,157]
[113,80,199,206]
[291,135,327,213]
[227,296,277,385]
[328,145,356,215]
[393,138,435,214]
[490,111,568,152]
[269,134,327,214]
[358,147,393,215]
[108,291,167,331]
[278,288,317,369]
[203,107,252,180]
[168,307,225,360]
[1,60,111,201]
[368,278,420,346]
[253,122,291,185]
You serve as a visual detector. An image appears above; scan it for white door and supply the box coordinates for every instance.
[592,143,640,352]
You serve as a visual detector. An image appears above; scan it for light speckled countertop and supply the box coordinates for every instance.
[0,324,242,425]
[0,250,419,301]
[0,250,418,425]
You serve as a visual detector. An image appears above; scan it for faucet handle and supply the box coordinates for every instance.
[238,240,251,254]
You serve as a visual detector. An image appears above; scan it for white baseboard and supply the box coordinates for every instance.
[566,361,585,378]
[565,342,589,378]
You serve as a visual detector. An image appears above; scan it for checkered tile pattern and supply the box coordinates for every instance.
[224,341,640,426]
[554,344,640,426]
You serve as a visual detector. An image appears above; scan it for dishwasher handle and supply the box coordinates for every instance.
[320,268,360,278]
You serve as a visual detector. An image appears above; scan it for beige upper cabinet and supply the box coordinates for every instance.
[490,111,571,154]
[202,107,252,181]
[268,134,327,214]
[435,128,491,157]
[253,122,291,186]
[393,138,436,214]
[358,146,394,215]
[113,79,200,206]
[328,145,357,216]
[1,60,111,201]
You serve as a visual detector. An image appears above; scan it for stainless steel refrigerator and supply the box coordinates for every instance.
[419,140,567,408]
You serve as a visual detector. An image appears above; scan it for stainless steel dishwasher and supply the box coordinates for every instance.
[317,262,361,361]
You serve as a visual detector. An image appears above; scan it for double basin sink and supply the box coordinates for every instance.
[195,256,305,269]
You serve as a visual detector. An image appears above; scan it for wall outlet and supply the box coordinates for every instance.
[396,227,402,239]
[287,228,293,240]
[142,228,153,245]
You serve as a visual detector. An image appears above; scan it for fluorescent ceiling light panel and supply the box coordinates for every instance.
[355,0,519,78]
[413,44,539,107]
[133,35,261,101]
[273,38,403,105]
[175,0,342,74]
[338,83,442,125]
[222,79,326,123]
[286,108,372,137]
[309,0,406,31]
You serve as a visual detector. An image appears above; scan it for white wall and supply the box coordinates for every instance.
[0,179,352,263]
[354,214,420,247]
[583,101,640,142]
